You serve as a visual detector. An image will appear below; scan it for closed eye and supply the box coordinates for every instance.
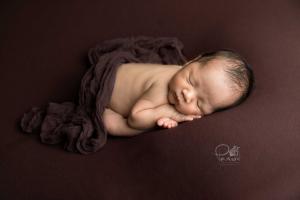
[187,76,193,86]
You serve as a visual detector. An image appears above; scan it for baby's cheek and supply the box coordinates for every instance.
[176,104,198,115]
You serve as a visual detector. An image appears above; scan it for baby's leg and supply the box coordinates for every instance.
[102,108,144,136]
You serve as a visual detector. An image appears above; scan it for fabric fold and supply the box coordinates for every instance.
[20,36,187,154]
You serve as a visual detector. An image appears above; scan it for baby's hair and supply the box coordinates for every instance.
[192,49,255,112]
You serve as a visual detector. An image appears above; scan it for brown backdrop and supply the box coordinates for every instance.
[1,0,299,199]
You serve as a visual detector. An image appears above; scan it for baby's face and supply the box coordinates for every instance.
[167,58,240,116]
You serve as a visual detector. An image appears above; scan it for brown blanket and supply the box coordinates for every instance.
[20,36,187,154]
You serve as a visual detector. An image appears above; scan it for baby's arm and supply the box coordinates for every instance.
[127,83,201,131]
[128,99,200,130]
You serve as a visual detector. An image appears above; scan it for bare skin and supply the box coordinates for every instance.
[102,62,199,136]
[103,57,241,136]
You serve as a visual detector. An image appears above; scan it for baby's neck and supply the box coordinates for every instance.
[158,64,182,83]
[166,64,183,75]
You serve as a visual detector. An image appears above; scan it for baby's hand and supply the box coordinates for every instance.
[167,105,202,123]
[157,114,201,129]
[155,104,202,129]
[170,112,202,123]
[157,115,201,129]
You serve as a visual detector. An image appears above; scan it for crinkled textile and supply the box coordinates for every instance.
[20,36,187,154]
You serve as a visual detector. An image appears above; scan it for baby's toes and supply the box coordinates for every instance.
[171,121,178,128]
[166,120,177,128]
[157,118,168,126]
[163,121,170,128]
[173,121,178,127]
[162,120,171,128]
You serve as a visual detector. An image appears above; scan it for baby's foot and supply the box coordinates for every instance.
[157,117,178,129]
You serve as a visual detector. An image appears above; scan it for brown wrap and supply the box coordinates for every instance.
[20,36,187,154]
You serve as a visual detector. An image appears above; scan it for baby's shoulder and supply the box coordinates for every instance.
[140,76,169,105]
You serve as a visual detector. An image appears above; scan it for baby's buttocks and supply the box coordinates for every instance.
[108,63,164,117]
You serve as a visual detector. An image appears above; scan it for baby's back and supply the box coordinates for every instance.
[108,63,167,117]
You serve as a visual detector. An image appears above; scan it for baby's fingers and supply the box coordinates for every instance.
[191,115,202,119]
[171,115,189,122]
[175,114,202,122]
[179,115,195,122]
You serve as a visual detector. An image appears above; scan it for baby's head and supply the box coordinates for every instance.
[167,49,255,116]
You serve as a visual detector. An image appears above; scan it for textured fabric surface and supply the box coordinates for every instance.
[1,0,300,199]
[19,36,187,154]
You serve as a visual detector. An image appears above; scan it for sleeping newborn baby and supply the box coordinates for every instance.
[102,50,254,136]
